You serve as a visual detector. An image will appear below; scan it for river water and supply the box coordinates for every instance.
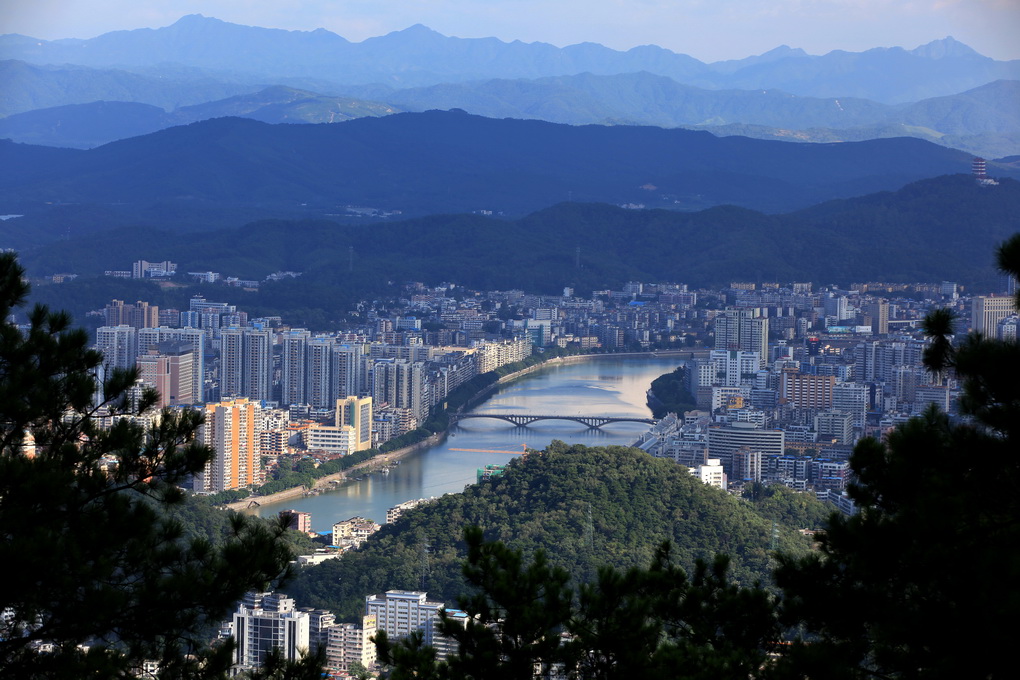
[253,356,683,532]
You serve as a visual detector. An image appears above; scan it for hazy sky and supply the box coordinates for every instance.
[2,0,1018,62]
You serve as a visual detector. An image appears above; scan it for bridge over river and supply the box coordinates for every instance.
[449,413,656,429]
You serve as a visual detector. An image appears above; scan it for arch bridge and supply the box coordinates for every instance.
[449,413,655,429]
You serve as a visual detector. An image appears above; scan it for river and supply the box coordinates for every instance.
[252,355,683,532]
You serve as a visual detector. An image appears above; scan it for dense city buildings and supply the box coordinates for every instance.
[88,266,1017,515]
[79,255,1020,676]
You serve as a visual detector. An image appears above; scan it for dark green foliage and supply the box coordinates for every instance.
[374,631,443,680]
[741,483,833,530]
[0,253,298,678]
[378,527,779,680]
[241,646,328,680]
[443,526,574,680]
[773,234,1020,679]
[287,443,813,621]
[647,365,696,418]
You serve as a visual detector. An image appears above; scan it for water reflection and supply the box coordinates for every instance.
[254,356,682,531]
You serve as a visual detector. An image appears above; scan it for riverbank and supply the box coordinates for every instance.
[226,431,446,513]
[226,350,691,513]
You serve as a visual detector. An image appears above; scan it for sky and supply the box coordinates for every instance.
[1,0,1018,62]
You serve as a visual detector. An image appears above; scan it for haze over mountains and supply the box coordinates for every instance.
[3,14,1020,300]
[4,15,1017,101]
[1,15,1018,157]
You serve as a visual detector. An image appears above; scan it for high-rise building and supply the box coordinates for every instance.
[326,615,377,674]
[332,344,366,399]
[864,300,890,335]
[305,337,334,408]
[815,410,854,445]
[337,396,373,452]
[103,299,159,328]
[301,395,375,454]
[372,359,428,422]
[138,327,205,402]
[971,296,1016,335]
[707,423,784,478]
[709,350,760,387]
[280,329,311,406]
[731,447,762,484]
[832,382,869,429]
[220,328,272,402]
[232,593,310,672]
[243,328,273,402]
[219,328,246,399]
[195,398,261,492]
[780,371,835,409]
[713,309,768,368]
[95,325,138,371]
[135,351,171,409]
[365,591,446,647]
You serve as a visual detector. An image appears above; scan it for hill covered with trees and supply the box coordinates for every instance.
[0,110,984,217]
[286,442,825,621]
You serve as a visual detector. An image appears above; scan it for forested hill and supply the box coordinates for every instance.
[286,443,827,620]
[14,175,1020,326]
[0,110,983,216]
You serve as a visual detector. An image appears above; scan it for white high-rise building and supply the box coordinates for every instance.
[694,458,728,490]
[713,310,768,368]
[232,593,310,673]
[95,325,138,371]
[243,328,273,402]
[220,327,273,402]
[971,295,1016,335]
[332,344,366,399]
[709,350,760,387]
[365,591,445,647]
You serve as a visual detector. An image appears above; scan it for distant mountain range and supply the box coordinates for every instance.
[3,15,1017,103]
[2,69,1016,158]
[0,84,403,148]
[0,110,991,218]
[1,16,1017,158]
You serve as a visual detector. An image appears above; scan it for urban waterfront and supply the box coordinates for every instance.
[253,355,684,531]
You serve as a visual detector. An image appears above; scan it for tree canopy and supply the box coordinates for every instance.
[0,253,295,678]
[772,233,1020,679]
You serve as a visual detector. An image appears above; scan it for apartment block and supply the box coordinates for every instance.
[195,398,261,492]
[232,593,310,672]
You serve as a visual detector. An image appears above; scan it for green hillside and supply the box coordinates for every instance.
[286,442,823,620]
